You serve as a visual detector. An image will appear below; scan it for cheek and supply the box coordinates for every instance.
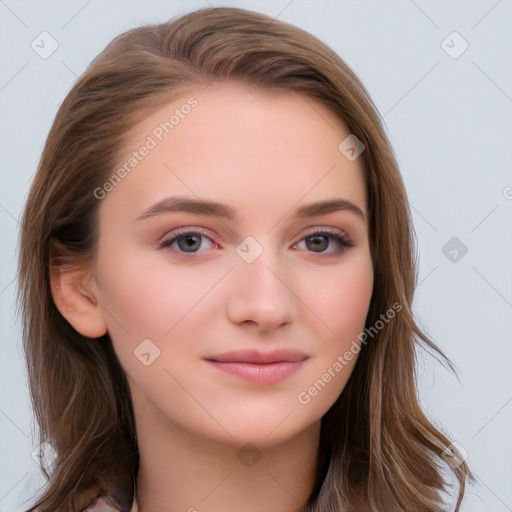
[296,255,373,402]
[304,255,374,346]
[332,266,373,338]
[95,243,214,337]
[93,241,232,378]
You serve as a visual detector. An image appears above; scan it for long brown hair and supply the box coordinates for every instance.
[18,7,472,511]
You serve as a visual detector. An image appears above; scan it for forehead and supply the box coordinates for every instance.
[101,83,367,223]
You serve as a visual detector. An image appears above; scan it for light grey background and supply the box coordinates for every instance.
[1,1,510,510]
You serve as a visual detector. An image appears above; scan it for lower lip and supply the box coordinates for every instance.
[205,360,305,384]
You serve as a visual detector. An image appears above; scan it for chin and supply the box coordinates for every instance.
[194,405,322,449]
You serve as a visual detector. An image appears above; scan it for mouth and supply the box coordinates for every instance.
[204,349,309,384]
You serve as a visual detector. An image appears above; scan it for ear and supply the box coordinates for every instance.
[50,263,108,338]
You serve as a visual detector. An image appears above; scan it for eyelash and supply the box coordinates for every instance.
[156,227,354,256]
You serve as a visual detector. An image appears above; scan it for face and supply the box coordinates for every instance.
[90,83,373,448]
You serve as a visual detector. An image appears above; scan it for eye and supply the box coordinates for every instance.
[157,229,216,254]
[294,229,353,255]
[157,227,353,256]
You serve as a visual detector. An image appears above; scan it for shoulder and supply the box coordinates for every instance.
[81,473,137,512]
[82,491,139,512]
[82,494,126,512]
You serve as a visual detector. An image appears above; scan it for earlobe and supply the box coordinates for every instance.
[50,264,108,338]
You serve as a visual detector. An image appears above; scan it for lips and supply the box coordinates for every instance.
[204,349,309,384]
[205,349,309,364]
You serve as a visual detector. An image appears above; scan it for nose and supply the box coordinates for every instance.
[226,247,298,332]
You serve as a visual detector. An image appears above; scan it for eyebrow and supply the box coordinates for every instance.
[133,196,365,223]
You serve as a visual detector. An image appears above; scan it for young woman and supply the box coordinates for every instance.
[18,6,472,512]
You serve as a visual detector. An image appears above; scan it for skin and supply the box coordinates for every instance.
[51,83,373,512]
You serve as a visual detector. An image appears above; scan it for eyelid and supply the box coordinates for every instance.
[157,226,352,243]
[300,226,351,242]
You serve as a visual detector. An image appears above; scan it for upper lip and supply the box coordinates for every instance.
[205,349,309,364]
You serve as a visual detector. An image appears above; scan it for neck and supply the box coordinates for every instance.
[133,407,320,512]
